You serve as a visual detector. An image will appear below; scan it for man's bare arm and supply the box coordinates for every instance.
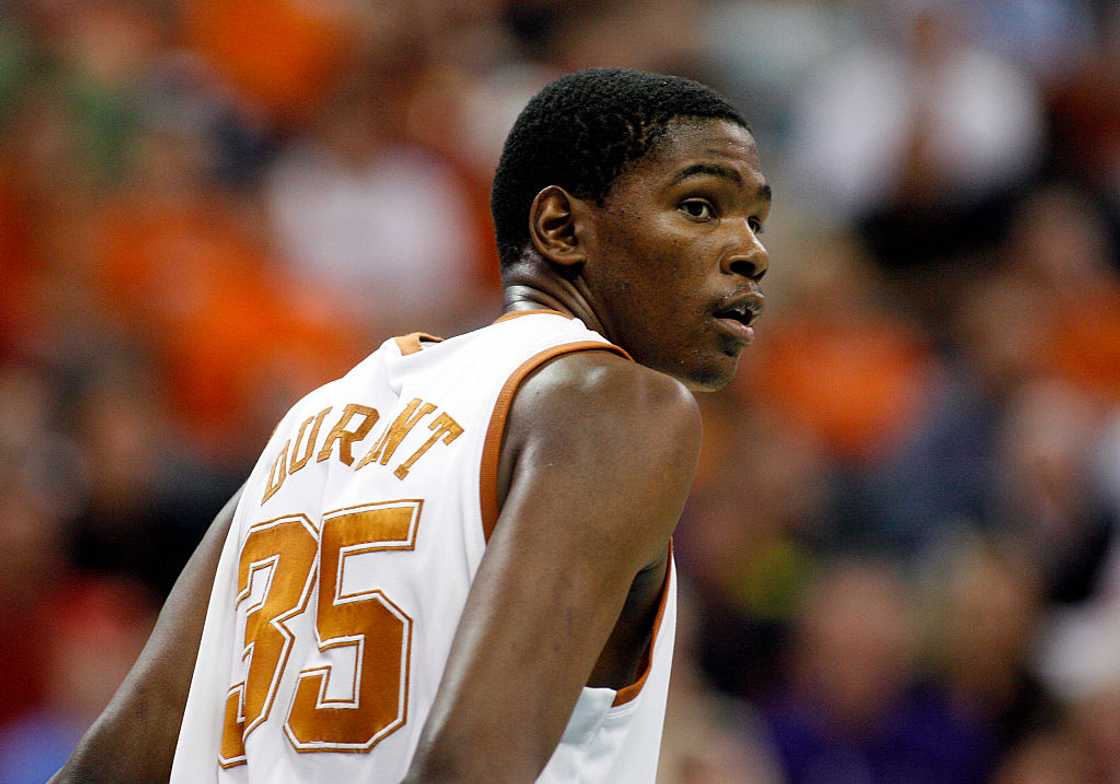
[49,486,242,784]
[403,351,701,783]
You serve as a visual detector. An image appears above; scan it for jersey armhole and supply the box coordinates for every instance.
[611,544,673,707]
[479,337,675,704]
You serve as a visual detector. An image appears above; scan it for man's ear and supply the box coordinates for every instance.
[528,185,590,269]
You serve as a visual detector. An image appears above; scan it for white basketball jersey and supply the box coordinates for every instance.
[171,310,678,783]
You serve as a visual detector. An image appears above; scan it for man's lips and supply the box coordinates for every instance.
[713,290,765,325]
[712,290,765,344]
[713,314,756,344]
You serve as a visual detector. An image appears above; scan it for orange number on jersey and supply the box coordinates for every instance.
[286,499,420,751]
[219,501,422,767]
[220,515,318,767]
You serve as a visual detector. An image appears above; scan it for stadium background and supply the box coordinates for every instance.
[0,0,1118,781]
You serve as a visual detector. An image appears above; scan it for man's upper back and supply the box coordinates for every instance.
[171,311,679,783]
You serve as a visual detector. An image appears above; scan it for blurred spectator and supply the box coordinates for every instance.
[995,381,1115,604]
[61,363,244,596]
[265,71,496,337]
[702,0,863,147]
[790,4,1043,221]
[989,359,1120,711]
[31,0,163,184]
[763,560,991,784]
[678,401,825,700]
[545,0,705,74]
[814,257,1056,565]
[925,539,1059,766]
[66,367,177,591]
[747,232,932,464]
[94,117,361,459]
[659,586,782,784]
[183,0,360,125]
[1003,187,1120,402]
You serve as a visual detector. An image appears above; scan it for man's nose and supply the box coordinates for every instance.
[721,223,769,281]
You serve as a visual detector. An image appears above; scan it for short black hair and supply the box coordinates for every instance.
[490,68,749,268]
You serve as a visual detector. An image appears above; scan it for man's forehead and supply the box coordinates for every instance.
[645,119,766,186]
[666,118,757,154]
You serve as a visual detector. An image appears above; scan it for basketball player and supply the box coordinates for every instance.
[52,68,770,782]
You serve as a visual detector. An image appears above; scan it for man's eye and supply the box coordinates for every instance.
[680,200,714,220]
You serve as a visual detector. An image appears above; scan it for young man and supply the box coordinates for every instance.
[53,68,770,783]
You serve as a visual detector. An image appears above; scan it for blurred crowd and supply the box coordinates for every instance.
[0,0,1117,782]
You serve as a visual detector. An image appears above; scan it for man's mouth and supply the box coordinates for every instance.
[714,291,764,325]
[713,303,759,326]
[712,292,765,343]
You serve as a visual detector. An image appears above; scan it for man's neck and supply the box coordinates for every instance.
[500,268,614,343]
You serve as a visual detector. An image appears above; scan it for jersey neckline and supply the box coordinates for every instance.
[493,308,573,324]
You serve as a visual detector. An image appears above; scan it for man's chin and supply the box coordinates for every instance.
[680,355,741,393]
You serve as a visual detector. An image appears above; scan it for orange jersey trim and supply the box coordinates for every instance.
[493,308,573,324]
[394,332,444,356]
[477,335,668,704]
[479,340,630,542]
[394,332,444,355]
[611,543,673,707]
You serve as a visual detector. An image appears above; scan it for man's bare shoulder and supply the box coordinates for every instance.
[511,348,700,439]
[499,348,701,566]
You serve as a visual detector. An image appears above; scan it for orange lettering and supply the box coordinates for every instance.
[394,413,464,480]
[261,440,291,504]
[289,407,332,475]
[355,399,436,470]
[316,405,379,466]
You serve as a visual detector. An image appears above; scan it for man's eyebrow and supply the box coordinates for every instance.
[670,164,773,202]
[670,163,743,187]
